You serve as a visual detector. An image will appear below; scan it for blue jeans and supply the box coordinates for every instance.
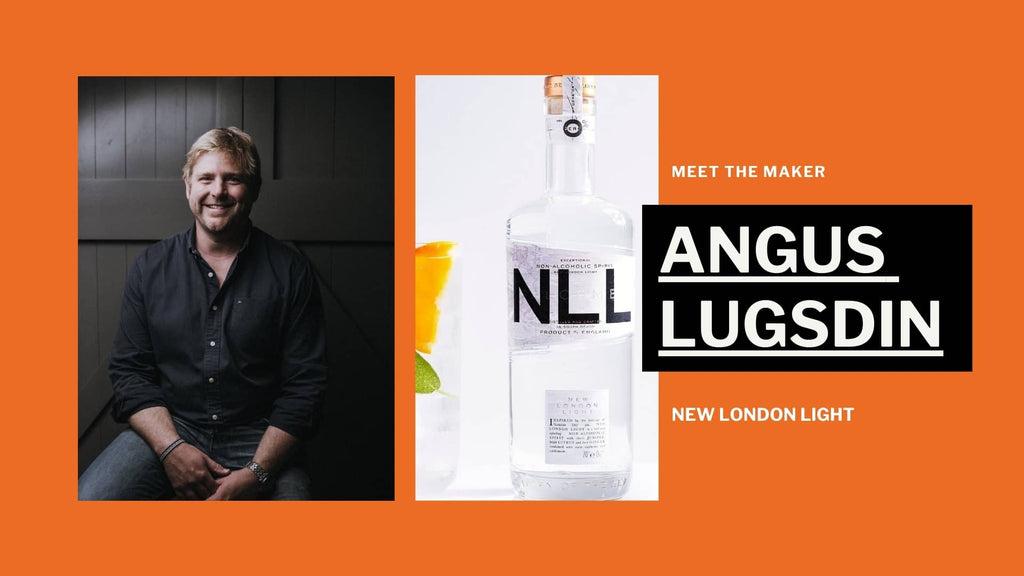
[79,416,310,500]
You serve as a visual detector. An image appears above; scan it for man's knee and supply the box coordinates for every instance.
[270,466,312,500]
[79,429,171,500]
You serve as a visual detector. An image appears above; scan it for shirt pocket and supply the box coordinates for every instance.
[226,296,283,360]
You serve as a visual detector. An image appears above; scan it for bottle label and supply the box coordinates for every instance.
[545,389,609,465]
[508,243,634,349]
[547,115,595,144]
[548,74,595,144]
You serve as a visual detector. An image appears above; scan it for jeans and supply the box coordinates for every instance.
[79,416,311,500]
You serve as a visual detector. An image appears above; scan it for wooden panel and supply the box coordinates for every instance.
[305,274,394,500]
[125,78,156,179]
[78,355,113,438]
[256,180,392,240]
[334,77,395,181]
[329,244,395,359]
[296,243,332,283]
[79,179,392,242]
[125,242,150,266]
[79,179,190,239]
[155,78,187,178]
[293,240,395,498]
[77,244,150,450]
[78,243,99,389]
[186,77,216,147]
[96,244,127,364]
[78,78,96,179]
[95,78,125,179]
[242,77,275,180]
[275,77,335,179]
[216,77,244,128]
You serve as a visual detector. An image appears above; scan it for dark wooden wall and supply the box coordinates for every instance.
[78,77,394,500]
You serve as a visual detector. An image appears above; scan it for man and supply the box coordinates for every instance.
[79,127,327,500]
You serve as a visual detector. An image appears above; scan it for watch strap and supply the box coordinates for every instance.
[244,460,271,485]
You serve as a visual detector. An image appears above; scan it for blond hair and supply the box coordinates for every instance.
[182,127,262,193]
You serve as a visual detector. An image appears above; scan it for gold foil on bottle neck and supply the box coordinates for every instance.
[544,75,596,98]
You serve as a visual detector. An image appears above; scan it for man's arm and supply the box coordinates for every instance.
[267,257,328,442]
[207,425,300,500]
[129,406,229,500]
[109,256,166,421]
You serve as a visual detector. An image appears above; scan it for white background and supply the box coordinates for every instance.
[416,76,659,500]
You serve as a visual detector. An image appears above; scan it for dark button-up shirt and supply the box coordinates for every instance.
[109,223,327,440]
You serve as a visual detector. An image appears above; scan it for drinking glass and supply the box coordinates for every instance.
[415,243,461,496]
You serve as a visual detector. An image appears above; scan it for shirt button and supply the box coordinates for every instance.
[208,272,214,278]
[212,305,218,311]
[208,377,215,383]
[210,341,216,347]
[212,414,218,421]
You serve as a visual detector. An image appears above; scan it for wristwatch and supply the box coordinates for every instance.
[244,460,271,485]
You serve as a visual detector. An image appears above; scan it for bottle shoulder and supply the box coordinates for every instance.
[507,194,633,222]
[506,194,633,251]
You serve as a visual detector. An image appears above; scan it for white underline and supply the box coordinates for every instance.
[658,350,943,357]
[658,276,900,283]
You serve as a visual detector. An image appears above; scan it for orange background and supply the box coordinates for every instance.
[2,1,1020,573]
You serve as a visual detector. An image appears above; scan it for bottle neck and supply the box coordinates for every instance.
[546,139,595,196]
[545,93,596,196]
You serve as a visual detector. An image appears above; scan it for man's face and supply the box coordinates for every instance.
[185,150,256,238]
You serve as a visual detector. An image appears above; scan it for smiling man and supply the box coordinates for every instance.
[79,127,327,500]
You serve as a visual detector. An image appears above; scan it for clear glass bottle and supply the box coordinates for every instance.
[506,76,633,500]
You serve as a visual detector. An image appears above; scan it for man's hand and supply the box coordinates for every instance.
[204,426,300,500]
[207,468,262,501]
[162,443,230,500]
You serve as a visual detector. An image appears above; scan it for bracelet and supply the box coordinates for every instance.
[159,438,185,462]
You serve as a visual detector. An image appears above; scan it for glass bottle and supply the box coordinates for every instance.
[506,75,634,500]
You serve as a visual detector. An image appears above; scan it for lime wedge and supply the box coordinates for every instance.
[415,351,441,394]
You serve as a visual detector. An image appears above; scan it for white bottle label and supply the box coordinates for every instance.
[547,75,595,144]
[545,389,609,465]
[508,243,634,349]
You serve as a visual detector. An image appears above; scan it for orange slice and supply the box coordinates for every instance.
[415,241,456,354]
